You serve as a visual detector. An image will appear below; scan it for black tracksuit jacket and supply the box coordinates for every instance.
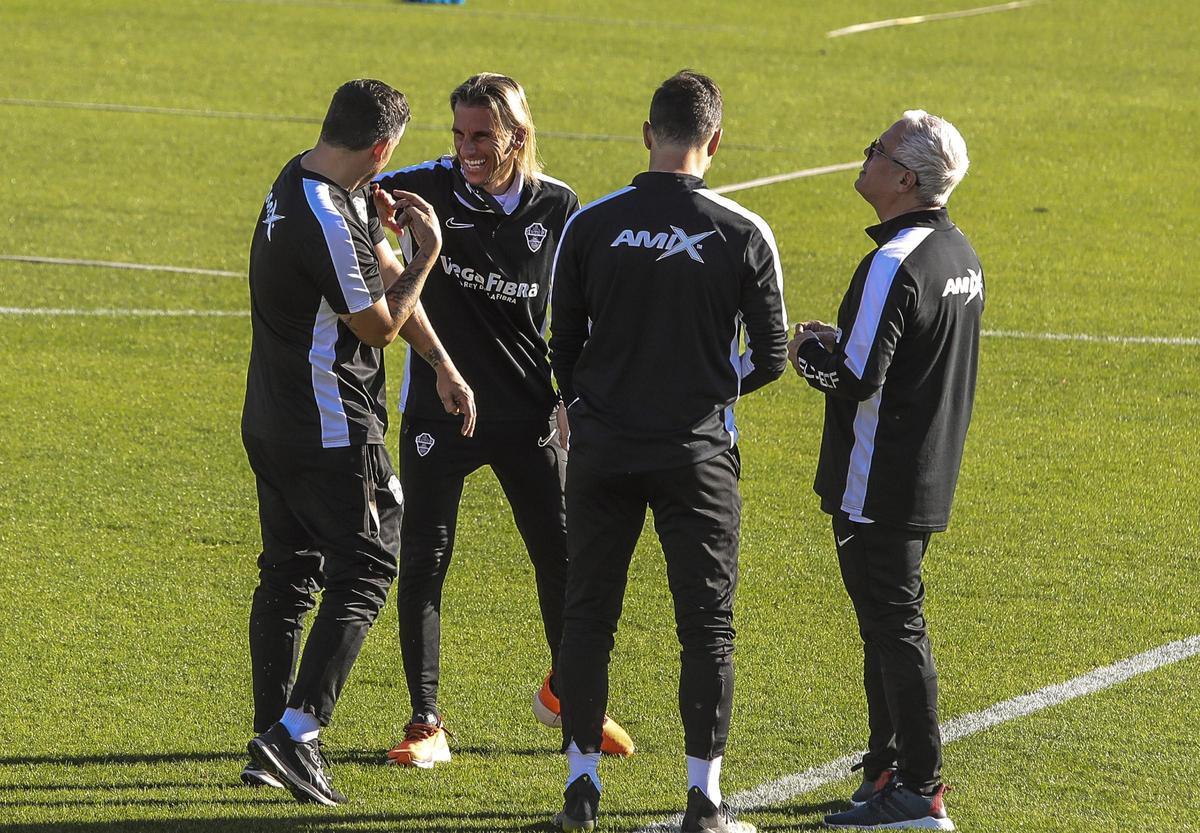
[374,157,579,422]
[795,208,983,531]
[550,171,789,474]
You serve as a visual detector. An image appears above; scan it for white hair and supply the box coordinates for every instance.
[892,109,969,207]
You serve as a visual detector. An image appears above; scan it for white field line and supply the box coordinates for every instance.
[0,307,247,318]
[827,0,1038,38]
[0,97,782,152]
[982,328,1200,346]
[0,254,240,278]
[637,634,1200,832]
[712,162,862,194]
[2,260,1197,345]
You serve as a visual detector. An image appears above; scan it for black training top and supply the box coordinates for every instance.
[243,152,388,448]
[374,157,579,423]
[550,171,789,474]
[795,208,984,531]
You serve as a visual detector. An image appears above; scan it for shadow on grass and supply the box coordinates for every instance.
[750,798,846,831]
[0,752,243,767]
[0,747,550,769]
[0,807,683,833]
[0,751,691,832]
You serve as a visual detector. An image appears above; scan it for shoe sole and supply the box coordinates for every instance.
[681,816,757,832]
[247,738,342,807]
[532,689,562,728]
[386,746,452,768]
[240,768,285,790]
[824,817,954,831]
[553,812,597,831]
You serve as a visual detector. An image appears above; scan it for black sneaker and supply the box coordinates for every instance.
[240,758,283,789]
[824,781,954,830]
[247,722,346,806]
[849,767,896,807]
[681,786,757,832]
[553,773,600,831]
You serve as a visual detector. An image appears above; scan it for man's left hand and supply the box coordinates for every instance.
[437,369,476,437]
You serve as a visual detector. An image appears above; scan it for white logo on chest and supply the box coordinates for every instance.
[525,222,548,252]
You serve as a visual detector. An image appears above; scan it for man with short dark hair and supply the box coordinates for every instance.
[788,110,981,831]
[240,78,474,806]
[549,70,787,833]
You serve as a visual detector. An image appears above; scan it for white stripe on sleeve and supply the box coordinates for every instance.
[843,226,933,379]
[302,180,375,314]
[309,298,351,448]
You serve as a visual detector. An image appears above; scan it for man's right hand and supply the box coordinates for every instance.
[388,190,442,255]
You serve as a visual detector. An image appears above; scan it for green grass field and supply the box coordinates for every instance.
[1,0,1197,830]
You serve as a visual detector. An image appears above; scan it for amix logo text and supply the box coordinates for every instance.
[941,268,983,305]
[440,255,538,303]
[611,226,716,263]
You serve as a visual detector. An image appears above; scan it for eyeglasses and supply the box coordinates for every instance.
[864,138,918,181]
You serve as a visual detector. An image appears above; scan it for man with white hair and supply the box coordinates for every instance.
[787,110,982,831]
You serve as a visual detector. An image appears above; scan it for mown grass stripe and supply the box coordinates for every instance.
[0,307,247,317]
[636,634,1200,831]
[0,97,786,151]
[1,301,1195,348]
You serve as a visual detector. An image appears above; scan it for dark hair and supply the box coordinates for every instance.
[648,70,722,148]
[319,79,411,151]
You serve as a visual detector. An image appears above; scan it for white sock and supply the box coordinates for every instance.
[566,741,602,792]
[687,754,723,806]
[281,707,320,743]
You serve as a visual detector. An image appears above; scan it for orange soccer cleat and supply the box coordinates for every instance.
[533,673,635,757]
[385,713,452,769]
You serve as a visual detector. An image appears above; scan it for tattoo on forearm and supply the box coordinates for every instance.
[423,346,446,368]
[384,267,420,319]
[384,254,432,324]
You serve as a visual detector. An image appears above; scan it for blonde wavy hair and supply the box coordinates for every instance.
[450,73,543,188]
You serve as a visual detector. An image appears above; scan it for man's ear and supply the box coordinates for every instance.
[643,120,654,151]
[707,127,723,158]
[510,126,527,151]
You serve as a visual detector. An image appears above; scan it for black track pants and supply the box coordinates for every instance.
[396,414,568,717]
[244,435,401,732]
[833,513,942,791]
[559,448,741,760]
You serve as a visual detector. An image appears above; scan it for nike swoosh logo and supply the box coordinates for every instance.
[836,534,855,547]
[445,217,474,229]
[537,429,558,448]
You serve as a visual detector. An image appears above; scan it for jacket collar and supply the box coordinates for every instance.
[449,156,526,216]
[631,171,708,191]
[866,208,953,246]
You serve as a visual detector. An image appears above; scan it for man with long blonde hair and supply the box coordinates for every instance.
[372,73,634,768]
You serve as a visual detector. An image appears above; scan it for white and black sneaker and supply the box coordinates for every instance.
[553,773,600,831]
[824,781,954,830]
[240,759,284,789]
[681,786,756,832]
[248,722,346,806]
